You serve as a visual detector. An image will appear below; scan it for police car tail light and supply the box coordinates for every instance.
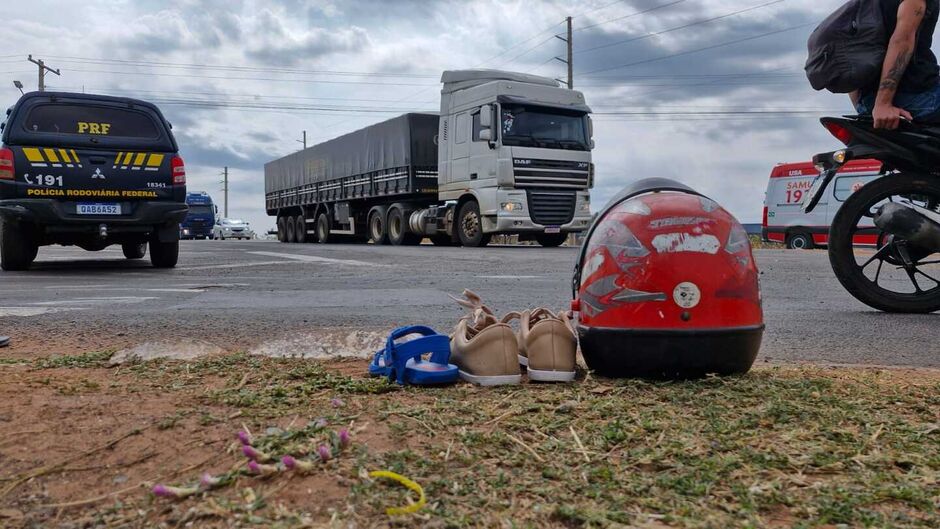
[171,155,186,185]
[0,148,13,180]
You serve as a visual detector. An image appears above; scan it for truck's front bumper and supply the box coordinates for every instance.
[0,199,188,234]
[482,189,592,233]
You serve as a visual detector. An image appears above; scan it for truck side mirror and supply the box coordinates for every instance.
[480,105,493,128]
[478,129,492,141]
[587,115,594,138]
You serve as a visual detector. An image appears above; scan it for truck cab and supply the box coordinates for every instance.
[437,70,594,246]
[181,191,216,239]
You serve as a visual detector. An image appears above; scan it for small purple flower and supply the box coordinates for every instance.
[237,430,253,446]
[338,429,351,449]
[242,445,270,462]
[318,444,332,462]
[200,473,223,489]
[331,398,345,408]
[315,417,328,428]
[282,455,314,472]
[247,460,261,474]
[152,484,199,499]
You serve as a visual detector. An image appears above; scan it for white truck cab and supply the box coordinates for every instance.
[436,70,594,243]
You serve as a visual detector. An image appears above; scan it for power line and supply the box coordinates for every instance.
[578,21,814,75]
[576,0,786,54]
[574,0,689,32]
[52,67,436,87]
[474,19,567,66]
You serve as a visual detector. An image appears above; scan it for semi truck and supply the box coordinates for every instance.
[180,191,216,239]
[264,69,594,247]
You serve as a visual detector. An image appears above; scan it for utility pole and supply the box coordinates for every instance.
[220,167,229,218]
[297,130,307,150]
[27,55,60,92]
[553,17,573,89]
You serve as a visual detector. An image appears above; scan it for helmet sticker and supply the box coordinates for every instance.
[648,216,712,229]
[652,233,720,254]
[673,282,701,309]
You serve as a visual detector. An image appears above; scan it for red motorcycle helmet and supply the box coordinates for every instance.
[572,178,763,378]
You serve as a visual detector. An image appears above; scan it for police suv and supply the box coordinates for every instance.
[0,92,187,270]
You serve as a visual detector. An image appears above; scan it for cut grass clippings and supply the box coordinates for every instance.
[0,353,937,528]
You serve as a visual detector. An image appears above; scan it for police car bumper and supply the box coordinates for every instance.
[0,199,188,233]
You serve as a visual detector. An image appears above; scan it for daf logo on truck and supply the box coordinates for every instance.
[266,69,595,248]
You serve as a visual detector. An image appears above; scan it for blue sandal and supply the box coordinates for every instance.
[368,326,459,385]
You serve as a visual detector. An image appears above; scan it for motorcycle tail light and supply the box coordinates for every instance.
[824,122,853,145]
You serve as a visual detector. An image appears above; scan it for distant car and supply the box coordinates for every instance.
[212,218,253,240]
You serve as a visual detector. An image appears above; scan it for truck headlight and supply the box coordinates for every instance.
[579,199,591,212]
[182,228,190,235]
[501,201,524,212]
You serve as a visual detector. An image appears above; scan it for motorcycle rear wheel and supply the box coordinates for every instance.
[828,173,940,313]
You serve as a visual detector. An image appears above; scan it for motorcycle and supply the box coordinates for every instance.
[803,115,940,313]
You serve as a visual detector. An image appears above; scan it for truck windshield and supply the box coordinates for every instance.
[188,205,213,216]
[500,105,589,150]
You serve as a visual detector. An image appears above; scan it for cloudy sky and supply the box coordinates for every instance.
[4,0,853,230]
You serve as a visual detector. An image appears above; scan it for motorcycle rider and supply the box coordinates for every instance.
[851,0,940,129]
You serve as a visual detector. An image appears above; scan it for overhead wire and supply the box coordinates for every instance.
[574,0,689,33]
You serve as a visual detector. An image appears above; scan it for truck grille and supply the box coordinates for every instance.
[527,191,576,226]
[513,158,590,189]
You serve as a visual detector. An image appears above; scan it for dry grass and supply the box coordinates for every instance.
[0,353,937,528]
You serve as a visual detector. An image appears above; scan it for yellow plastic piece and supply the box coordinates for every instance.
[368,470,426,515]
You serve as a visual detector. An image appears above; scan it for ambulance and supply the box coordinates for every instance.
[762,159,883,249]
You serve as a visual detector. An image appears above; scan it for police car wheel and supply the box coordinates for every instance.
[0,219,37,271]
[150,240,179,268]
[122,243,147,259]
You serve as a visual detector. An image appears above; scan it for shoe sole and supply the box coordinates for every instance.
[458,370,521,386]
[526,367,576,382]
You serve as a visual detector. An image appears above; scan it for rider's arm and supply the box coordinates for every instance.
[873,0,926,129]
[849,90,861,107]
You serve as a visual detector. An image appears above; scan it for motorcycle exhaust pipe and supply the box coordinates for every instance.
[873,202,940,252]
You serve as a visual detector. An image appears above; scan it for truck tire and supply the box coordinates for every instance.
[316,213,332,244]
[122,243,147,259]
[150,239,179,268]
[457,201,490,247]
[277,217,287,242]
[535,233,567,248]
[786,231,814,250]
[369,208,389,245]
[295,215,307,243]
[387,207,421,246]
[286,216,297,243]
[0,219,37,271]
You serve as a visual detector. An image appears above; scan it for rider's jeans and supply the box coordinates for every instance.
[856,83,940,117]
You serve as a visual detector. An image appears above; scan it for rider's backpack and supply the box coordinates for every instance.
[805,0,888,93]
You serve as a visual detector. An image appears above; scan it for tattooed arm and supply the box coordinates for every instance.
[873,0,926,129]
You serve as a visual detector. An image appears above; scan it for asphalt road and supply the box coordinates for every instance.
[0,240,937,367]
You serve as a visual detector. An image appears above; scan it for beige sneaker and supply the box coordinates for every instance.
[504,309,577,382]
[449,291,522,386]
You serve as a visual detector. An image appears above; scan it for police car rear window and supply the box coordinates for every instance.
[22,104,160,139]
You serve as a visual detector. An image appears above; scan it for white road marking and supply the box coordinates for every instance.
[30,296,159,306]
[248,251,384,267]
[476,275,544,279]
[0,307,85,317]
[177,260,296,271]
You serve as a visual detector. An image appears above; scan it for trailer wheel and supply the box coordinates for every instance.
[369,208,389,245]
[285,216,297,243]
[457,200,490,247]
[316,213,332,244]
[387,207,421,246]
[295,215,307,243]
[276,217,287,242]
[0,219,38,271]
[786,231,814,250]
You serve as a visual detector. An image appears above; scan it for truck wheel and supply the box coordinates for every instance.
[786,231,814,250]
[122,243,147,259]
[535,233,567,248]
[457,201,490,247]
[387,207,421,246]
[316,213,332,244]
[286,216,297,243]
[295,215,307,243]
[277,217,287,242]
[0,219,37,271]
[369,209,389,245]
[149,239,179,268]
